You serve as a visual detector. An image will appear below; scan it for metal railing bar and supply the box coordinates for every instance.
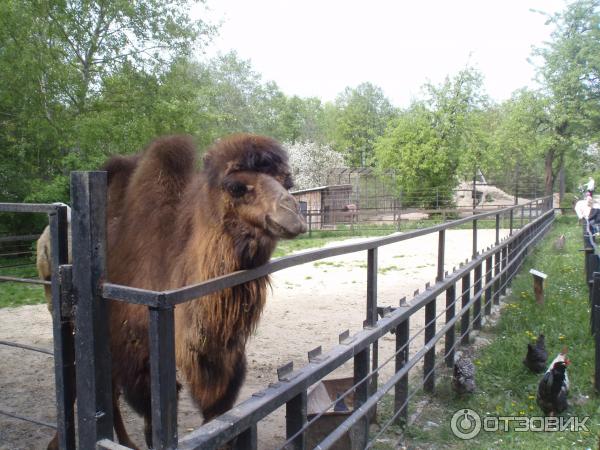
[0,275,50,285]
[0,203,61,214]
[0,340,53,355]
[103,205,553,308]
[0,409,56,429]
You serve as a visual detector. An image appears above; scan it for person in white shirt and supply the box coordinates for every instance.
[587,176,595,195]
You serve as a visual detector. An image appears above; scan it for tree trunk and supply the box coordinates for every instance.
[558,160,566,204]
[544,149,555,196]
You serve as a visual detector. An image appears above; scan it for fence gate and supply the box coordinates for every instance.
[0,203,75,449]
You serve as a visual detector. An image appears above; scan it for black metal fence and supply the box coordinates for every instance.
[0,203,74,449]
[0,172,555,449]
[68,172,553,449]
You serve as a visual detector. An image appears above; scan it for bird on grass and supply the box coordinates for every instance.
[537,348,570,416]
[523,333,548,373]
[452,351,476,394]
[554,234,566,251]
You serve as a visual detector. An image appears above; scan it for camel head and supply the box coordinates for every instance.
[203,134,307,250]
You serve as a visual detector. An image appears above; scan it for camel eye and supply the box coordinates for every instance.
[226,181,248,198]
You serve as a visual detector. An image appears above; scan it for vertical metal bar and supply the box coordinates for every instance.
[366,248,378,326]
[394,317,409,425]
[520,205,524,228]
[437,230,445,282]
[484,256,493,316]
[235,425,258,450]
[473,263,482,330]
[495,214,500,246]
[366,248,378,417]
[286,392,307,450]
[501,245,508,295]
[529,202,532,222]
[353,348,370,448]
[424,297,436,392]
[149,307,178,449]
[509,209,514,235]
[461,272,471,345]
[593,273,600,391]
[49,206,76,450]
[71,171,114,449]
[493,249,501,305]
[472,219,478,259]
[445,283,456,367]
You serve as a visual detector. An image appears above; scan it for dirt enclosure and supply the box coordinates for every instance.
[0,228,509,449]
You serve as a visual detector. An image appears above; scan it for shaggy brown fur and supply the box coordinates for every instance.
[104,134,306,447]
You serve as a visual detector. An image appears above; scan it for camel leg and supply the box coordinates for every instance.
[112,389,140,450]
[195,355,247,423]
[46,432,58,450]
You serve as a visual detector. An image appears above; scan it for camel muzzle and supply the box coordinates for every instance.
[266,195,307,238]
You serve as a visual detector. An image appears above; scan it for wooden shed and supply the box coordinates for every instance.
[291,184,354,229]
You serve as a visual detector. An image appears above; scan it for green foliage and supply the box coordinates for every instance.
[374,68,487,207]
[330,82,397,167]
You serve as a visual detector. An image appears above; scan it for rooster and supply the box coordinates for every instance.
[523,334,548,373]
[452,351,476,394]
[537,348,570,416]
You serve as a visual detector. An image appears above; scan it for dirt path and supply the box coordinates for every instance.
[0,229,508,449]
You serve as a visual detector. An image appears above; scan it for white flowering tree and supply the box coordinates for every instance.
[285,141,346,190]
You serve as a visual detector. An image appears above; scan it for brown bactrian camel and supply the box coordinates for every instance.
[102,134,306,448]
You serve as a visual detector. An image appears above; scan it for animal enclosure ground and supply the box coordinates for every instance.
[1,228,509,449]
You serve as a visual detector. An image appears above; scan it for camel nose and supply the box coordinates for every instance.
[266,193,307,238]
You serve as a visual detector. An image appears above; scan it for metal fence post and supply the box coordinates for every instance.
[495,214,500,246]
[461,272,471,345]
[472,219,478,259]
[285,392,307,450]
[353,348,370,448]
[394,317,409,425]
[473,263,482,330]
[484,256,493,316]
[592,272,600,392]
[49,205,76,450]
[366,248,378,415]
[437,230,445,282]
[445,283,456,367]
[149,306,178,449]
[424,297,436,392]
[71,171,114,449]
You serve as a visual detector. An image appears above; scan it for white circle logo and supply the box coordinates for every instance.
[450,408,481,440]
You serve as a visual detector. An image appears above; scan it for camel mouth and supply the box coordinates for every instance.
[265,213,306,239]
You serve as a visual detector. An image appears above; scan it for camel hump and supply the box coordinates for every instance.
[144,135,197,179]
[102,154,140,185]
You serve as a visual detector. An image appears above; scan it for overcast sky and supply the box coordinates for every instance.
[200,0,567,107]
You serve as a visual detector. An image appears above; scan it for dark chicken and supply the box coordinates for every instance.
[452,351,476,394]
[523,333,548,373]
[537,350,570,416]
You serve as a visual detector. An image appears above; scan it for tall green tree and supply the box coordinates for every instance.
[330,82,397,167]
[374,68,488,205]
[0,0,214,205]
[533,0,600,194]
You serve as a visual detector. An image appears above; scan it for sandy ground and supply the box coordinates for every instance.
[0,228,509,450]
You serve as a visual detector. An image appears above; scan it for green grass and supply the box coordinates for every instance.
[0,255,45,308]
[373,215,600,449]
